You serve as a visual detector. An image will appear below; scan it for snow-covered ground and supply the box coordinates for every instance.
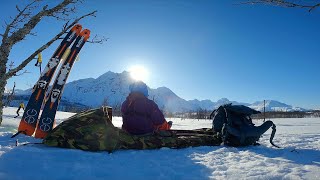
[0,107,319,180]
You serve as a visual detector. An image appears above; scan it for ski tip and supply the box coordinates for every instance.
[80,29,91,41]
[71,24,82,35]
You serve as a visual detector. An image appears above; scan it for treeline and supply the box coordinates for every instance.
[251,110,320,119]
[164,109,212,119]
[2,95,90,113]
[164,109,320,119]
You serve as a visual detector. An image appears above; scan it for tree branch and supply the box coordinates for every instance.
[13,70,30,77]
[239,0,320,12]
[6,0,76,47]
[5,10,97,79]
[87,34,108,44]
[62,10,97,31]
[309,3,320,12]
[1,0,39,44]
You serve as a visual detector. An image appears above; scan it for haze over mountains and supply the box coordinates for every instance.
[16,71,307,112]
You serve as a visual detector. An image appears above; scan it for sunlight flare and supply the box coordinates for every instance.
[129,65,149,82]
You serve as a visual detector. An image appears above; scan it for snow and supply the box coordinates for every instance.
[1,107,319,180]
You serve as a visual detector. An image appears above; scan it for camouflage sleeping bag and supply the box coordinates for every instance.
[43,107,222,152]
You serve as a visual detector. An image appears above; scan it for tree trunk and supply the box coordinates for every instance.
[0,43,10,125]
[0,74,7,125]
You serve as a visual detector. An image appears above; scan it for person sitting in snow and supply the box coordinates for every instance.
[121,81,172,135]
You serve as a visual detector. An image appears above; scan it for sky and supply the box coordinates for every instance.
[1,0,320,109]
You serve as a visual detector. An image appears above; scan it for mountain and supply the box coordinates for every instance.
[15,71,308,113]
[188,98,251,111]
[188,99,215,110]
[62,71,133,107]
[150,87,194,112]
[249,100,307,112]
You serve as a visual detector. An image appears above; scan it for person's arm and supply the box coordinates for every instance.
[149,101,166,128]
[157,121,172,130]
[121,99,129,115]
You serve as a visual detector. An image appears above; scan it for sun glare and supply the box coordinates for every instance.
[129,65,149,82]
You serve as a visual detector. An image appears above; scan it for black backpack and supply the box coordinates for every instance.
[210,104,279,147]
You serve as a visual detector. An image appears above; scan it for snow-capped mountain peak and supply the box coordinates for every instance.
[249,100,306,112]
[15,71,308,112]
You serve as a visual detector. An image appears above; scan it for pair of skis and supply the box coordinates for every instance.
[15,24,90,139]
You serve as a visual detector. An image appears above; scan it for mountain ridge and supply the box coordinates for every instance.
[15,71,308,112]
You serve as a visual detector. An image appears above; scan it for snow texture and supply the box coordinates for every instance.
[0,107,319,180]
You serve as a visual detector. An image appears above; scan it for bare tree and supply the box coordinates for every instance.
[4,82,16,107]
[0,0,104,125]
[241,0,320,12]
[113,101,122,117]
[101,97,109,106]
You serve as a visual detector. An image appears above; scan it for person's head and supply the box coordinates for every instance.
[129,81,148,97]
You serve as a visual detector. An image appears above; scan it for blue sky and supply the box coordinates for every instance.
[2,0,320,109]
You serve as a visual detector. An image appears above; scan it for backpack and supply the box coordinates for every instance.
[210,104,279,147]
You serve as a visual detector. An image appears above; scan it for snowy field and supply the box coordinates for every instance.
[0,107,319,180]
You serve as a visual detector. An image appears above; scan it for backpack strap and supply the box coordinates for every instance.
[221,107,228,143]
[209,109,217,119]
[270,123,280,148]
[223,106,232,126]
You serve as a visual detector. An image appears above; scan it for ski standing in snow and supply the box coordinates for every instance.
[12,24,90,139]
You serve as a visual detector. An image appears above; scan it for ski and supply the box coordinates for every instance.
[17,24,82,136]
[35,29,90,139]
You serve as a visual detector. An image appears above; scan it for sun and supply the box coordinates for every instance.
[129,65,149,82]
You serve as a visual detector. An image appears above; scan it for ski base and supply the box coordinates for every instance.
[34,29,91,139]
[15,24,84,138]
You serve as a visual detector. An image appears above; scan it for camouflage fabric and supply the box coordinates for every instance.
[43,107,222,152]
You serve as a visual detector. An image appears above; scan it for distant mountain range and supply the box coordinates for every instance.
[14,71,308,113]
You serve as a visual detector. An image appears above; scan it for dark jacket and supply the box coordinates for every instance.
[121,92,165,135]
